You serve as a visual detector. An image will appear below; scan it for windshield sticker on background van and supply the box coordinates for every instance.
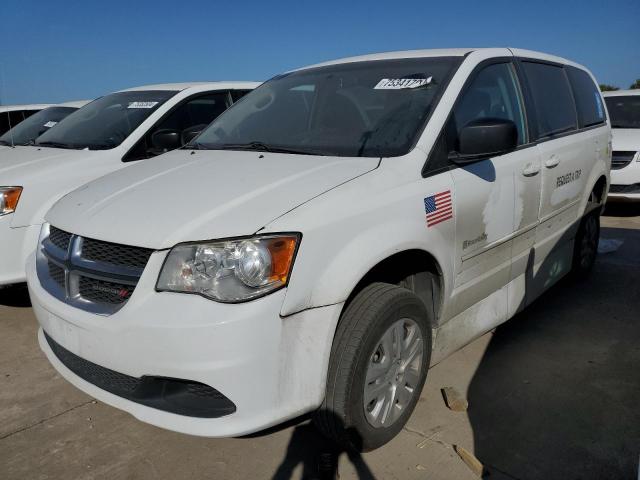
[43,121,57,128]
[374,77,433,90]
[127,101,159,109]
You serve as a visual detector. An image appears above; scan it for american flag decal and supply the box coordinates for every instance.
[424,190,453,227]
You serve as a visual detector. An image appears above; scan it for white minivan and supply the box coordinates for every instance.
[0,100,89,150]
[603,90,640,200]
[0,104,52,136]
[28,49,610,451]
[0,82,258,286]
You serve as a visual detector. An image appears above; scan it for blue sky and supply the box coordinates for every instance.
[0,0,638,104]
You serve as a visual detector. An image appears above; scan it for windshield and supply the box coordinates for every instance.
[35,90,176,150]
[0,107,77,146]
[605,95,640,129]
[195,57,459,157]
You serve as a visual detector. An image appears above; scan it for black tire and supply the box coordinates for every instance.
[314,282,432,452]
[571,209,600,277]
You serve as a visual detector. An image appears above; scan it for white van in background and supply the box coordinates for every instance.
[0,101,89,150]
[0,82,258,286]
[0,104,52,136]
[603,90,640,200]
[28,49,609,451]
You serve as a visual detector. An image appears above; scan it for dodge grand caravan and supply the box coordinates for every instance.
[603,90,640,200]
[0,100,89,149]
[0,82,258,286]
[28,49,610,451]
[0,104,52,136]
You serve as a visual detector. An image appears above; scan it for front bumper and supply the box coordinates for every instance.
[27,251,342,437]
[0,217,40,285]
[609,160,640,201]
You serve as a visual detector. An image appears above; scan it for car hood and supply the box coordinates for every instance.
[0,146,115,227]
[611,129,640,152]
[46,149,379,249]
[0,146,96,183]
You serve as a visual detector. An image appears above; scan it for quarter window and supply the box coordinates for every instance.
[566,67,606,128]
[230,90,252,102]
[9,111,27,127]
[521,62,577,139]
[0,114,10,136]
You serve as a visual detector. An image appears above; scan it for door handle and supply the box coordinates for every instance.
[522,163,540,177]
[545,155,560,169]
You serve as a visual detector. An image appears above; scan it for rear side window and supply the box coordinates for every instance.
[566,67,606,128]
[521,61,577,139]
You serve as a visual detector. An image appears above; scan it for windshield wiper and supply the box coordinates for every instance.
[0,140,12,146]
[206,142,328,156]
[84,144,115,150]
[611,124,639,129]
[36,141,82,150]
[219,142,274,152]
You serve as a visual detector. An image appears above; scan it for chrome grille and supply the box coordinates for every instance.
[49,227,72,251]
[47,261,66,287]
[37,225,153,315]
[81,238,153,270]
[611,151,636,170]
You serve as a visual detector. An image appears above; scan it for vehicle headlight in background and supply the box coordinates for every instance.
[0,187,22,216]
[156,234,300,302]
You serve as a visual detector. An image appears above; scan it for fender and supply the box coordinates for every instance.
[288,220,452,318]
[267,160,456,319]
[578,160,610,216]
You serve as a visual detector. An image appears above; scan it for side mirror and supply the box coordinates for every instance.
[181,124,208,146]
[151,129,182,151]
[450,118,518,164]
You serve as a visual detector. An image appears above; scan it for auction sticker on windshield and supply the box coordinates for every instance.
[128,101,159,109]
[374,77,432,89]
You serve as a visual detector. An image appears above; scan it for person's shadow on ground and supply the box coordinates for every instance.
[0,284,31,307]
[269,412,375,480]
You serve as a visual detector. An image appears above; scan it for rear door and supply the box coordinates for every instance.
[519,60,605,298]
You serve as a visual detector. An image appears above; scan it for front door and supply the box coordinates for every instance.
[447,60,540,320]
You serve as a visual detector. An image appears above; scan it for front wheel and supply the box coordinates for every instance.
[314,282,432,451]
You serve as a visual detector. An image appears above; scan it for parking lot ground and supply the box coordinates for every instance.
[1,204,639,480]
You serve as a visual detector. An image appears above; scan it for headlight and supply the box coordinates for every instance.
[0,186,22,216]
[156,234,300,302]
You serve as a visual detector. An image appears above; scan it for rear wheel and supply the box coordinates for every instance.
[572,208,600,277]
[315,282,431,451]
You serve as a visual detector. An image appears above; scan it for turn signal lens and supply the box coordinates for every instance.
[0,187,22,216]
[267,237,297,284]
